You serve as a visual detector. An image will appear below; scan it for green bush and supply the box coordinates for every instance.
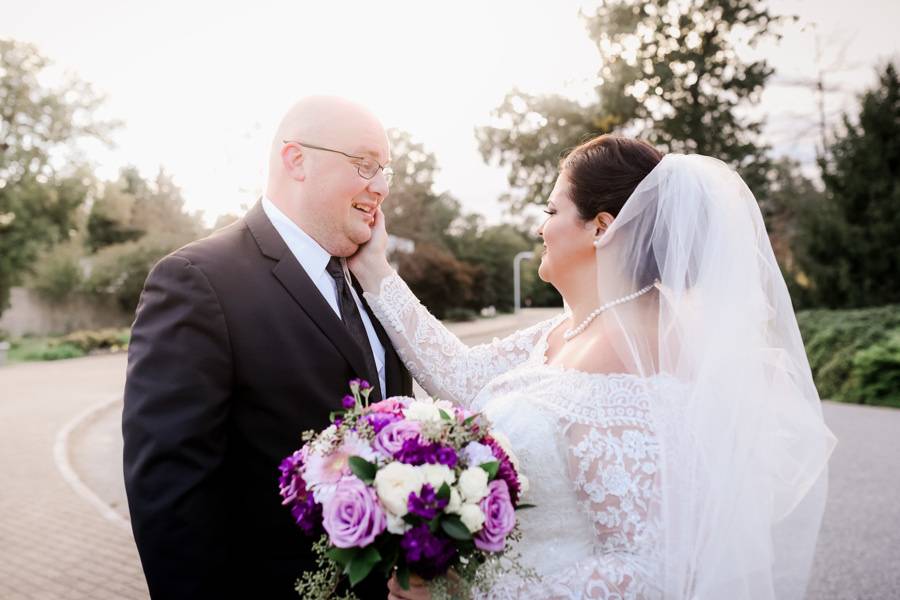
[22,342,86,361]
[58,328,130,353]
[797,304,900,407]
[84,233,190,312]
[29,242,84,303]
[849,333,900,408]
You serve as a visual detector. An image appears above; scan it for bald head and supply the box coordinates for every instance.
[269,96,389,173]
[264,96,391,257]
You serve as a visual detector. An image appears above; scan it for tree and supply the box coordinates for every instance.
[0,38,117,313]
[382,129,462,247]
[395,243,479,319]
[792,63,900,308]
[86,166,203,251]
[477,0,786,210]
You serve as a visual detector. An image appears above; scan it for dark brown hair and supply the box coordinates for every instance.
[560,135,664,222]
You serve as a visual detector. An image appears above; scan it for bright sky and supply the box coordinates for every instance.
[3,0,898,224]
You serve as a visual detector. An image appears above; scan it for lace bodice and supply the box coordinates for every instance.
[365,273,668,599]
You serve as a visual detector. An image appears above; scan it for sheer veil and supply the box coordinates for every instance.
[594,154,836,599]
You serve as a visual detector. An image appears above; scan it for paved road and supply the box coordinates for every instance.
[3,307,899,599]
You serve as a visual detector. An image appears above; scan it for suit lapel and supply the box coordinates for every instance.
[244,201,371,383]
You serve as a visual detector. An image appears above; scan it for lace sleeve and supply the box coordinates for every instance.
[363,272,555,406]
[531,376,662,599]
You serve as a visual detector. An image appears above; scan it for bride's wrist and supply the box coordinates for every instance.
[353,259,395,294]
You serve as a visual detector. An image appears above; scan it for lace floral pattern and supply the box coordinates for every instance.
[365,273,665,599]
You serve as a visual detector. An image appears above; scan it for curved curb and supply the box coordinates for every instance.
[53,394,131,531]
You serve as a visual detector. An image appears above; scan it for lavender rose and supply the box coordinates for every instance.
[373,419,421,457]
[322,476,386,548]
[474,480,515,552]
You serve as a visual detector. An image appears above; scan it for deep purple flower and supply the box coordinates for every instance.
[396,438,459,468]
[322,476,386,548]
[342,395,356,409]
[484,436,521,505]
[400,524,457,579]
[474,480,515,552]
[407,484,449,520]
[365,411,400,435]
[278,449,322,536]
[434,445,458,468]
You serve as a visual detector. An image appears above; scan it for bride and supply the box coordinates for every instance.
[349,135,836,599]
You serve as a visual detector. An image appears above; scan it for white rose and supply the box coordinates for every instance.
[458,467,489,503]
[386,511,412,535]
[446,488,463,514]
[459,503,485,533]
[403,400,442,423]
[374,462,424,517]
[420,464,456,491]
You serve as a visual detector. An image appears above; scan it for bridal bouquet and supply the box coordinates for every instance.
[278,379,535,599]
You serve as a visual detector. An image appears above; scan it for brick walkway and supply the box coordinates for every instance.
[0,354,148,600]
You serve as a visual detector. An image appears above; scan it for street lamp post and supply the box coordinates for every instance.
[513,251,535,313]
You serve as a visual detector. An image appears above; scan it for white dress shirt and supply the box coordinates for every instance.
[261,197,386,398]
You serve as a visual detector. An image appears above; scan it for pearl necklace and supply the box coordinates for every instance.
[563,281,659,342]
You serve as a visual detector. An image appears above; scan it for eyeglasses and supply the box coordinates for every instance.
[282,140,393,184]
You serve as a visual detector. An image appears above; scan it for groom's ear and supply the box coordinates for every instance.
[281,143,307,181]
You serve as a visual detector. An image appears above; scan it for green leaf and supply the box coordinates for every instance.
[480,460,499,481]
[326,546,358,568]
[440,514,472,541]
[348,456,377,484]
[438,408,452,420]
[379,543,400,576]
[397,562,411,590]
[463,414,478,427]
[515,503,536,510]
[348,545,382,587]
[436,482,451,501]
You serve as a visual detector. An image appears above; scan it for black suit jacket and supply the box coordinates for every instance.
[123,201,412,599]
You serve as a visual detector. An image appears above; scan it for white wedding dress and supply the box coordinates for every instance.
[365,273,673,599]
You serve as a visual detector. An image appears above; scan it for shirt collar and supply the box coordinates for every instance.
[261,196,332,280]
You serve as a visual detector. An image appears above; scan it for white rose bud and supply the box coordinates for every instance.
[420,464,456,491]
[519,474,530,496]
[458,467,489,503]
[403,400,442,423]
[374,462,424,517]
[386,511,412,535]
[446,488,463,514]
[459,503,485,533]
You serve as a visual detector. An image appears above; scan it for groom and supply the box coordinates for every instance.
[123,96,411,599]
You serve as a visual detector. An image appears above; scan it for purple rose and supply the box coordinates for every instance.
[322,476,386,548]
[342,395,356,409]
[373,419,421,457]
[474,480,515,552]
[400,524,457,579]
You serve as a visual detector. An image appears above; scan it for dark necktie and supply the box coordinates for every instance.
[326,257,381,402]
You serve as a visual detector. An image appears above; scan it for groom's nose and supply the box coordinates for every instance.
[366,169,389,199]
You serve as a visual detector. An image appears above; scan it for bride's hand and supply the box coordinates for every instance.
[387,572,430,600]
[349,207,394,293]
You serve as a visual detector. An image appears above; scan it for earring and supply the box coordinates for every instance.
[593,239,601,249]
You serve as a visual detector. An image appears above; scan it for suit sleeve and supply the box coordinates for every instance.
[123,253,233,599]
